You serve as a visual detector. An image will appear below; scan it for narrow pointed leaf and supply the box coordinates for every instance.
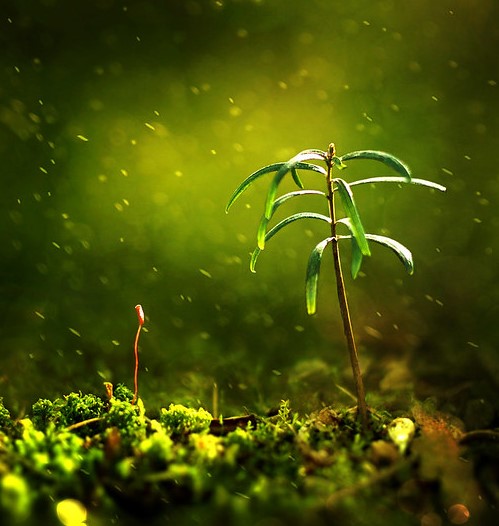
[332,156,348,170]
[365,234,414,274]
[291,167,304,189]
[350,237,364,278]
[306,237,333,315]
[227,159,327,213]
[336,218,365,278]
[338,233,414,275]
[252,212,331,270]
[340,150,411,180]
[258,190,327,250]
[334,178,370,256]
[264,152,327,218]
[257,215,269,249]
[349,176,446,192]
[226,162,285,213]
[250,247,261,273]
[265,212,331,243]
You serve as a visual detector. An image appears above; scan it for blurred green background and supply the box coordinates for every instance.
[1,0,497,421]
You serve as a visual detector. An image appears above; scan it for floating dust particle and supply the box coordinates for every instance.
[154,110,160,116]
[39,166,48,174]
[145,122,155,131]
[68,327,81,337]
[294,325,305,332]
[467,341,479,348]
[442,168,454,175]
[76,135,89,142]
[272,370,282,376]
[199,269,212,278]
[52,241,61,249]
[175,170,183,177]
[120,169,128,176]
[364,326,383,339]
[211,149,217,155]
[473,218,482,224]
[111,340,120,346]
[114,203,124,212]
[431,95,439,101]
[34,311,45,320]
[278,80,288,89]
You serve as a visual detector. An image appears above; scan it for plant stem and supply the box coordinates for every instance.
[326,143,368,430]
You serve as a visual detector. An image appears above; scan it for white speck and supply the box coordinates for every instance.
[68,327,81,337]
[77,135,89,142]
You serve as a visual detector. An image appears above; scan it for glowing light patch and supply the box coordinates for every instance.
[56,499,87,525]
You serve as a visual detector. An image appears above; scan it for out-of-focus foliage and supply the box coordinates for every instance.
[0,0,498,422]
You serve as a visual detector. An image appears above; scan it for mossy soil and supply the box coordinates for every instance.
[1,381,498,526]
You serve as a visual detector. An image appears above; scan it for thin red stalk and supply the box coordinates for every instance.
[132,305,145,405]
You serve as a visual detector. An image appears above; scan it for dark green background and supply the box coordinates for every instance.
[1,0,498,419]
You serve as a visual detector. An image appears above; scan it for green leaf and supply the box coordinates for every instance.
[306,237,333,315]
[291,167,305,189]
[365,234,414,275]
[338,233,414,275]
[258,190,327,249]
[257,215,269,250]
[226,159,327,214]
[250,247,261,273]
[334,178,371,256]
[340,150,411,180]
[264,151,327,218]
[336,218,365,278]
[349,176,446,192]
[226,162,284,213]
[332,156,347,170]
[252,212,331,267]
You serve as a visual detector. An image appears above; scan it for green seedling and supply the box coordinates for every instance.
[226,143,446,430]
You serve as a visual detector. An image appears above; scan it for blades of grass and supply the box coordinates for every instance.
[334,178,370,256]
[365,234,414,274]
[340,150,411,180]
[226,162,285,213]
[306,237,333,315]
[258,190,327,249]
[349,176,446,192]
[264,152,327,219]
[252,212,331,268]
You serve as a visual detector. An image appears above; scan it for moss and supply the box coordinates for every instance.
[0,391,490,526]
[160,404,213,436]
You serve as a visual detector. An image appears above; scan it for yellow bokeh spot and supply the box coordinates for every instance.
[56,499,87,525]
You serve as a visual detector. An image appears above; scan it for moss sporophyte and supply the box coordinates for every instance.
[226,143,446,430]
